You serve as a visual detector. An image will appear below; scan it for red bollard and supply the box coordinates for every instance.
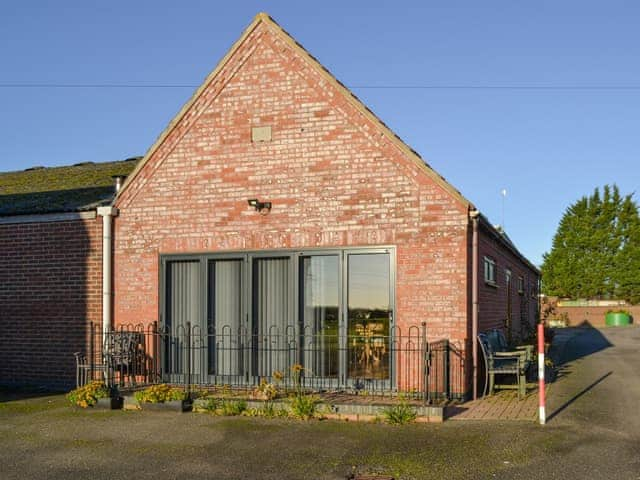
[538,323,546,425]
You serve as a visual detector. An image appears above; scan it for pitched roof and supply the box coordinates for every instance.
[478,214,540,274]
[0,158,140,216]
[115,12,473,210]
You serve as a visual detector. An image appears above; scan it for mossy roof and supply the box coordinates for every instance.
[0,157,141,216]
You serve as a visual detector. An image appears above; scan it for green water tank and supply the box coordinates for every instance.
[605,312,632,326]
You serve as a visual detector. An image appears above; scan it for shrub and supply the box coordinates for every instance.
[203,397,221,412]
[253,378,278,400]
[204,398,247,416]
[286,363,318,420]
[66,381,109,408]
[134,384,187,404]
[243,407,261,417]
[260,401,276,418]
[220,399,247,416]
[288,393,318,420]
[189,388,208,399]
[241,403,288,419]
[382,402,417,425]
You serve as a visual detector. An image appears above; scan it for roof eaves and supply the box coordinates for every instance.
[478,213,540,274]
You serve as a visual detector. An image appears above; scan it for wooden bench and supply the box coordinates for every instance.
[478,330,531,399]
[487,329,534,363]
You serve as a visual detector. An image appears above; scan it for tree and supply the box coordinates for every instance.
[542,185,640,303]
[615,195,640,303]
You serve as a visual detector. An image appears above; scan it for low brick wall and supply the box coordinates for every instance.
[188,397,445,423]
[554,305,639,327]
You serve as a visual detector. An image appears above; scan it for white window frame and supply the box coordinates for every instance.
[483,257,497,286]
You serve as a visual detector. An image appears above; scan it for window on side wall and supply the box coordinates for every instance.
[483,257,497,286]
[518,276,525,294]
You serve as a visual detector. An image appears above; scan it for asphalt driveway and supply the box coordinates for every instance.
[498,325,640,479]
[1,326,639,480]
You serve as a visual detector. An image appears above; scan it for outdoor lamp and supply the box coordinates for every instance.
[247,198,272,214]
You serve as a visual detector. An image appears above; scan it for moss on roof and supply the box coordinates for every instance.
[0,157,141,216]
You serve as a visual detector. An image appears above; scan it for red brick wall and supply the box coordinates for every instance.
[0,217,102,389]
[478,223,539,341]
[113,22,470,360]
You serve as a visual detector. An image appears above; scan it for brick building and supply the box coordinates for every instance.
[0,159,139,388]
[0,14,538,396]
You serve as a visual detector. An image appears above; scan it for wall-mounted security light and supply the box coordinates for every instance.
[247,198,272,215]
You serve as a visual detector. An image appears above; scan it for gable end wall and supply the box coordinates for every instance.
[113,20,472,394]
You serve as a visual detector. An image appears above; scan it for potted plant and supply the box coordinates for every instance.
[67,381,122,409]
[96,387,124,410]
[134,384,192,412]
[605,309,632,326]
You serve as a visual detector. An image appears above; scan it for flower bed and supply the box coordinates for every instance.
[134,384,192,412]
[67,381,122,409]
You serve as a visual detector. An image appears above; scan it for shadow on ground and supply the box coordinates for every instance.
[0,385,63,403]
[547,371,612,422]
[550,322,613,366]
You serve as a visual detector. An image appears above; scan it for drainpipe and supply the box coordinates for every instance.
[470,209,480,400]
[97,205,118,338]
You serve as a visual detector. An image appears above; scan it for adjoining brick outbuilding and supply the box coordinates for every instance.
[0,13,538,396]
[0,160,139,389]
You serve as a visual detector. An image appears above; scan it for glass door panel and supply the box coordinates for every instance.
[252,257,294,377]
[347,253,391,380]
[207,259,244,378]
[300,255,340,378]
[164,260,201,378]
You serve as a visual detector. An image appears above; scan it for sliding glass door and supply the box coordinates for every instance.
[299,251,392,386]
[161,248,394,387]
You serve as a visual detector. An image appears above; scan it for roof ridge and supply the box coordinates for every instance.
[0,156,141,176]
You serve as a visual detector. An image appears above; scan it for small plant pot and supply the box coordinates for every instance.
[605,312,631,326]
[139,399,193,413]
[94,397,124,410]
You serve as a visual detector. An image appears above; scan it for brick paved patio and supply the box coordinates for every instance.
[445,387,542,421]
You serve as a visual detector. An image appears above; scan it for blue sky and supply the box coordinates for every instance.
[1,1,638,265]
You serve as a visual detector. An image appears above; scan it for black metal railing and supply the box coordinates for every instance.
[78,322,466,402]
